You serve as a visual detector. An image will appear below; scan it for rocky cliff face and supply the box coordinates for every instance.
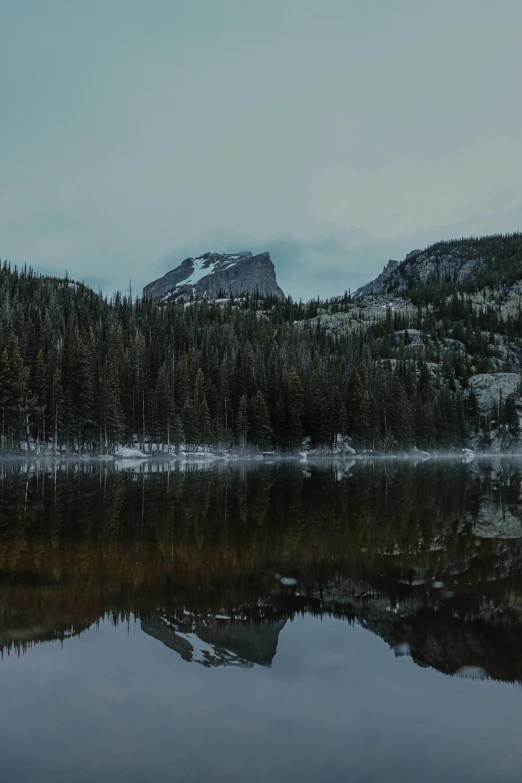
[355,259,401,297]
[355,245,487,297]
[355,235,522,296]
[143,251,285,301]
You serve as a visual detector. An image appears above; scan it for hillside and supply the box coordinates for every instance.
[1,233,522,454]
[355,233,522,298]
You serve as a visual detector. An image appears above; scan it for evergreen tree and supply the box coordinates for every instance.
[0,348,12,450]
[236,394,248,447]
[171,415,184,453]
[388,372,414,448]
[251,390,273,449]
[199,397,213,449]
[154,362,175,450]
[288,368,305,449]
[75,342,95,453]
[504,393,520,436]
[346,367,369,446]
[182,400,200,451]
[272,394,287,450]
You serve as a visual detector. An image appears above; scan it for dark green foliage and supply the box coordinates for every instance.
[503,394,520,437]
[0,260,500,453]
[251,390,273,449]
[171,415,184,453]
[236,394,248,447]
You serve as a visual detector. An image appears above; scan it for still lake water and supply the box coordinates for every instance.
[1,457,522,782]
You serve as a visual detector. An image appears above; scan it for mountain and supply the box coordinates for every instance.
[142,614,285,668]
[355,233,522,297]
[4,231,522,455]
[143,250,285,301]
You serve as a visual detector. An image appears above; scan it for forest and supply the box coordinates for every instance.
[0,258,520,454]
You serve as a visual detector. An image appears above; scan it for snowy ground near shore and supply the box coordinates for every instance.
[2,439,518,466]
[114,447,150,459]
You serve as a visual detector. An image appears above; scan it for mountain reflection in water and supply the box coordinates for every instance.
[1,458,522,683]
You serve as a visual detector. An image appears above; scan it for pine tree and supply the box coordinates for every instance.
[288,368,304,449]
[365,391,381,449]
[171,415,184,453]
[182,400,200,451]
[388,372,414,448]
[33,349,48,451]
[0,348,12,450]
[155,362,175,450]
[236,394,248,447]
[251,390,273,449]
[504,393,520,436]
[199,397,213,449]
[75,342,95,453]
[8,335,30,449]
[218,357,233,439]
[339,402,349,448]
[50,368,63,453]
[346,367,369,446]
[272,394,287,450]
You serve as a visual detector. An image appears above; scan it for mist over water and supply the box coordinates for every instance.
[1,459,522,781]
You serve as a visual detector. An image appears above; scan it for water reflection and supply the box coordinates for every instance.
[141,615,286,667]
[1,459,522,684]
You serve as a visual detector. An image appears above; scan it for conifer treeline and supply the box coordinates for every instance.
[0,262,506,453]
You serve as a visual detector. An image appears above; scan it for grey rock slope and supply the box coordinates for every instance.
[355,259,401,297]
[143,251,285,301]
[469,373,521,414]
[355,235,522,297]
[355,245,487,296]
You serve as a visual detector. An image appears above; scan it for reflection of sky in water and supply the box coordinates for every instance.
[1,616,522,783]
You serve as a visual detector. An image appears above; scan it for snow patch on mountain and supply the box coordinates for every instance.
[143,251,285,301]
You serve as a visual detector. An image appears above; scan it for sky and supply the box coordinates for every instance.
[1,0,522,301]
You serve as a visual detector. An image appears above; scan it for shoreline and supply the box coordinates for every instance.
[1,449,522,465]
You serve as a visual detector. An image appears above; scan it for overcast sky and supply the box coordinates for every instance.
[2,0,522,300]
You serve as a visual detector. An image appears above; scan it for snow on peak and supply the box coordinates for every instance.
[180,252,252,287]
[143,249,285,301]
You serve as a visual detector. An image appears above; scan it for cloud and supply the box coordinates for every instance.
[2,1,522,302]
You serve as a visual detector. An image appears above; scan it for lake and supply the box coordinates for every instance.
[1,457,522,782]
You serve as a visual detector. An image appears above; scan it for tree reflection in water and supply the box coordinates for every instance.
[1,458,522,681]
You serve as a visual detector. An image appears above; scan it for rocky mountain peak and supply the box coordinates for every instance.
[355,233,522,297]
[143,250,285,302]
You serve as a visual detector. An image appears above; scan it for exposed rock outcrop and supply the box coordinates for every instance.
[355,246,487,296]
[355,235,522,297]
[355,259,400,297]
[143,251,285,301]
[468,373,521,414]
